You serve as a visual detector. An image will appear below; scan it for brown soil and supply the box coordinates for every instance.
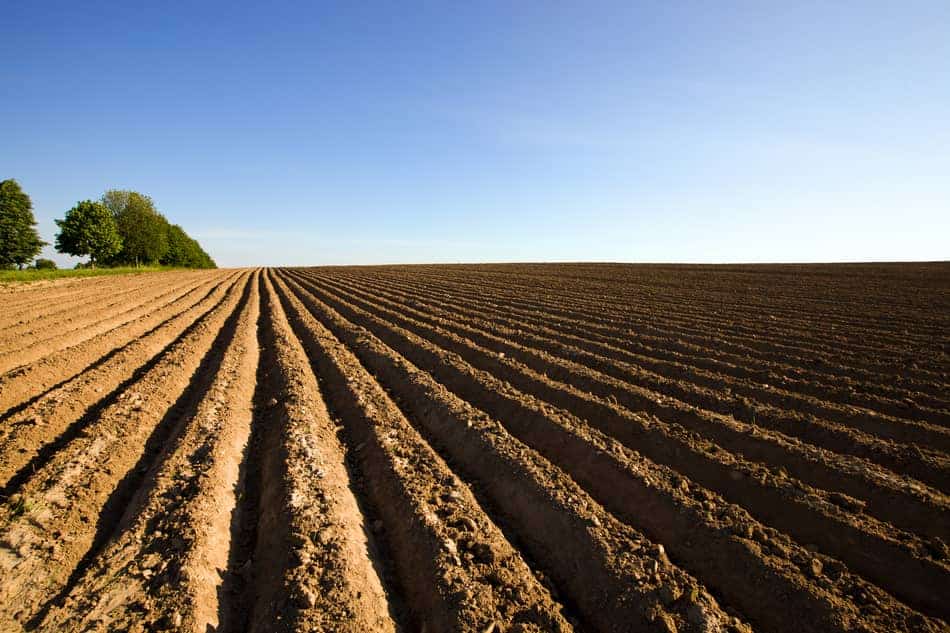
[0,263,946,632]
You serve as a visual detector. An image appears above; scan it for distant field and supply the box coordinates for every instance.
[0,263,947,632]
[0,265,178,284]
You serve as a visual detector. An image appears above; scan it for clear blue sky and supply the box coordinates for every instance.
[3,1,948,267]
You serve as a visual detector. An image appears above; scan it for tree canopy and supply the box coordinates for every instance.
[98,189,215,268]
[24,184,217,271]
[55,200,123,266]
[162,224,216,269]
[0,179,47,269]
[103,190,169,266]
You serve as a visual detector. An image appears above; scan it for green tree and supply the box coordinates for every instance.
[99,188,215,269]
[196,248,216,269]
[101,190,168,265]
[161,224,217,269]
[161,224,191,267]
[55,201,123,267]
[100,189,133,218]
[0,179,47,269]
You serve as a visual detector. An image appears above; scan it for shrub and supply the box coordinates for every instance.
[34,258,57,270]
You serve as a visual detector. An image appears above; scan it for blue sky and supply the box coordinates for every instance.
[2,1,948,267]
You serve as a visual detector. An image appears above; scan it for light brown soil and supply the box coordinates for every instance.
[0,263,946,632]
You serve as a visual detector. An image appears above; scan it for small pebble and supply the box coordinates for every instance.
[315,528,333,545]
[298,587,318,608]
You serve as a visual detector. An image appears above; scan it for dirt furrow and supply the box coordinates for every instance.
[279,270,945,633]
[404,267,946,367]
[438,277,950,413]
[0,272,192,334]
[220,273,395,632]
[346,268,950,408]
[289,272,950,617]
[418,263,947,343]
[0,272,216,373]
[0,270,242,419]
[36,271,262,633]
[277,272,752,633]
[0,272,246,491]
[0,274,172,326]
[390,267,940,354]
[311,271,950,479]
[270,272,576,632]
[359,268,948,398]
[295,271,950,537]
[0,272,250,629]
[330,269,950,414]
[327,269,950,433]
[319,271,950,491]
[0,271,202,354]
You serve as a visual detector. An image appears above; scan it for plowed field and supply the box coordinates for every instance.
[1,263,948,633]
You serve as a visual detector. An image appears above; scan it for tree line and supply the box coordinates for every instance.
[0,179,215,270]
